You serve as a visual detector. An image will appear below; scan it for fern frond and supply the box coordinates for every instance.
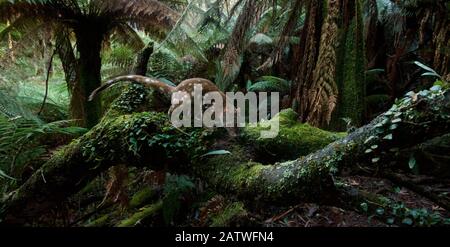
[148,50,186,82]
[248,76,291,95]
[104,44,136,70]
[110,23,145,51]
[221,0,263,89]
[0,0,77,24]
[258,0,303,71]
[100,0,179,37]
[154,0,206,61]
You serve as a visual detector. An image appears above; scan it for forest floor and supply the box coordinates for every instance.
[262,175,450,227]
[40,170,448,227]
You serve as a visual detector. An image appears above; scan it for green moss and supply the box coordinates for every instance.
[78,111,207,166]
[104,84,152,118]
[210,202,247,227]
[117,200,163,227]
[228,162,266,188]
[129,187,155,209]
[85,215,110,227]
[78,178,101,195]
[196,146,264,190]
[332,1,366,130]
[196,146,330,202]
[101,83,129,113]
[242,109,346,161]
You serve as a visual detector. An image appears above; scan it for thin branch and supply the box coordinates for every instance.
[38,49,56,116]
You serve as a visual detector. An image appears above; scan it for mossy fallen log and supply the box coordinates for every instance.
[241,109,346,162]
[117,201,163,227]
[193,89,450,201]
[0,85,178,222]
[0,112,190,221]
[1,88,449,223]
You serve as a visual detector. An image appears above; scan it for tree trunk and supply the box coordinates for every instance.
[331,0,366,130]
[291,0,366,130]
[291,0,324,123]
[56,28,78,94]
[132,43,154,76]
[72,26,104,128]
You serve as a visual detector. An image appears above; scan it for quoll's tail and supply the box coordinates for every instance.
[88,75,173,101]
[88,79,116,101]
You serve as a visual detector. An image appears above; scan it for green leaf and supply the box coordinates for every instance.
[408,156,419,175]
[248,76,291,94]
[430,85,442,92]
[129,137,138,153]
[419,90,430,97]
[389,124,398,130]
[246,80,252,90]
[0,169,15,180]
[402,218,413,226]
[360,203,368,212]
[376,208,385,216]
[408,156,417,170]
[366,68,385,74]
[389,148,400,153]
[414,61,438,74]
[422,72,441,79]
[201,150,231,157]
[364,136,376,144]
[387,218,395,225]
[157,78,177,87]
[406,91,415,98]
[383,134,393,140]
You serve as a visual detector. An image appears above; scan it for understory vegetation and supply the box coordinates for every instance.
[0,0,449,227]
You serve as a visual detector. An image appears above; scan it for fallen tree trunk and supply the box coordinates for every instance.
[1,88,449,223]
[197,89,450,202]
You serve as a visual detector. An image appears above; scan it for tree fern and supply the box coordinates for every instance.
[0,0,180,127]
[221,0,264,90]
[307,0,340,126]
